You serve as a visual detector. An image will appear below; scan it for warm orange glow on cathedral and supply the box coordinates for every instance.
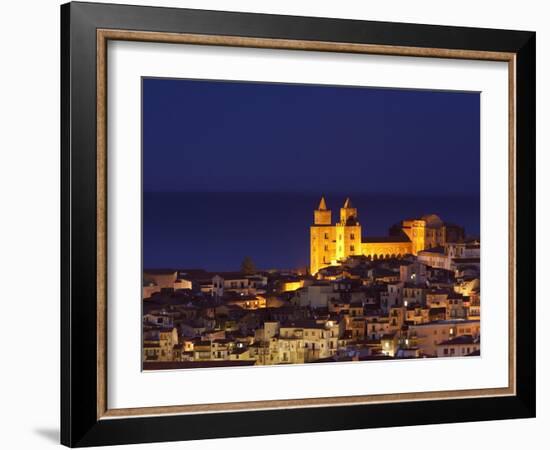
[310,197,464,275]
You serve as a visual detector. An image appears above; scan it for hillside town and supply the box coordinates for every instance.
[143,198,480,369]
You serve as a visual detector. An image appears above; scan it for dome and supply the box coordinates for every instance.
[421,214,443,227]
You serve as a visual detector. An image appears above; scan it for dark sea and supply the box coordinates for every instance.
[143,192,480,272]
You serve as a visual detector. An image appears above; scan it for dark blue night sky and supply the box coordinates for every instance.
[142,78,480,270]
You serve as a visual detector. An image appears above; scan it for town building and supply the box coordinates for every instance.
[408,320,480,356]
[436,335,480,357]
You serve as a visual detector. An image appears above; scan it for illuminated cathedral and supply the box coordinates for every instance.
[309,197,464,275]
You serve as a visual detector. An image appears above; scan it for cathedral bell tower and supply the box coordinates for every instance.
[310,196,363,275]
[310,196,333,275]
[340,197,358,225]
[335,197,362,262]
[314,196,332,225]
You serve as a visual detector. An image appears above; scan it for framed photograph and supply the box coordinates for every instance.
[61,1,536,447]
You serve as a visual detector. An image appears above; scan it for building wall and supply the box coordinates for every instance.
[417,251,450,269]
[401,216,462,255]
[334,223,362,261]
[143,271,178,289]
[361,241,412,259]
[400,261,428,284]
[437,342,480,357]
[401,220,425,254]
[174,278,192,290]
[143,284,161,299]
[409,321,481,356]
[310,225,337,275]
[296,284,336,308]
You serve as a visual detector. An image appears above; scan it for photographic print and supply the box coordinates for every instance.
[142,78,481,370]
[62,6,535,444]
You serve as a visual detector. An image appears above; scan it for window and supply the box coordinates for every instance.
[324,233,329,239]
[444,348,448,355]
[324,245,328,251]
[350,245,355,252]
[350,233,355,240]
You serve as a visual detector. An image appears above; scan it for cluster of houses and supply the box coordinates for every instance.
[142,239,481,369]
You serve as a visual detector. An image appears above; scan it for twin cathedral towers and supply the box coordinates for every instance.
[309,197,462,275]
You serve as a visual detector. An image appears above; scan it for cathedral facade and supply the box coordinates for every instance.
[309,197,464,275]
